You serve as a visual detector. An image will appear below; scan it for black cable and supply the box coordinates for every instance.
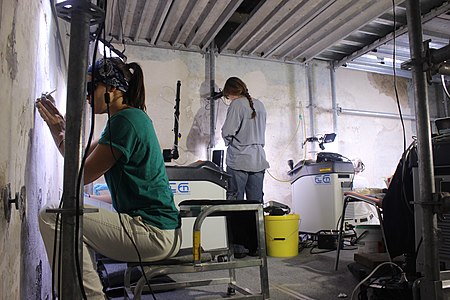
[415,236,423,264]
[400,140,416,215]
[392,0,407,152]
[51,194,64,300]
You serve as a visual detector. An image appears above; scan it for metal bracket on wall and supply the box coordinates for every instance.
[3,184,26,222]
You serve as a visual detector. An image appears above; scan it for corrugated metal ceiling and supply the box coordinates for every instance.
[102,0,450,76]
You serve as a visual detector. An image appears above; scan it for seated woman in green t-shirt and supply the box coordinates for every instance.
[36,57,181,300]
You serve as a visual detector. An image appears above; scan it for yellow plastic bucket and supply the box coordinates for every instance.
[264,214,300,257]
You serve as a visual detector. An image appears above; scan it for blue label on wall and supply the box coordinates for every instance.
[314,175,331,184]
[170,182,190,194]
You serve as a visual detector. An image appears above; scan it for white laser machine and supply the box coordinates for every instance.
[166,161,229,250]
[289,157,354,233]
[85,161,228,250]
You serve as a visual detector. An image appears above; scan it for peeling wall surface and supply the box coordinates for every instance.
[0,1,447,299]
[0,0,68,299]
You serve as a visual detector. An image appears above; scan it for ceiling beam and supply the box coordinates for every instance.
[200,0,244,51]
[260,0,335,58]
[170,0,203,45]
[335,1,450,68]
[184,0,218,48]
[134,0,159,43]
[220,0,286,53]
[291,0,405,62]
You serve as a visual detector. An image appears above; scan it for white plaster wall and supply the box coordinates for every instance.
[0,1,69,299]
[336,67,417,188]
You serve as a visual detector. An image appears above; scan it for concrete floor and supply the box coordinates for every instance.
[106,247,360,300]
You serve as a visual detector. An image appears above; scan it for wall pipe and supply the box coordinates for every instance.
[306,63,315,136]
[306,63,318,157]
[406,0,441,298]
[208,41,216,161]
[337,105,417,120]
[329,65,338,134]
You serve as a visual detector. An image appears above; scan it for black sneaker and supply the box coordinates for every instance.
[232,244,249,258]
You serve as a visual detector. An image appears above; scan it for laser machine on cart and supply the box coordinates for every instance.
[84,163,228,251]
[288,134,354,234]
[289,156,354,233]
[166,161,229,250]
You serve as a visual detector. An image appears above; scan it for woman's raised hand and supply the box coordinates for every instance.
[36,94,65,147]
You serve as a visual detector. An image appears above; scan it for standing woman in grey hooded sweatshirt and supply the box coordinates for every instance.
[221,76,270,203]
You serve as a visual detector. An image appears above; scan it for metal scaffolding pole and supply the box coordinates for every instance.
[54,1,104,298]
[405,0,441,298]
[61,5,90,299]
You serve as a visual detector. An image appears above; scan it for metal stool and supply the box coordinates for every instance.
[124,199,270,299]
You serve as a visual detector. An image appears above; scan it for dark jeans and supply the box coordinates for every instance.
[226,168,265,253]
[226,167,265,202]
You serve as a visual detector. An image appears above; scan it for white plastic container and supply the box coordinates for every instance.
[355,225,385,253]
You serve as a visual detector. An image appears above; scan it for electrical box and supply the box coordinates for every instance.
[317,230,342,250]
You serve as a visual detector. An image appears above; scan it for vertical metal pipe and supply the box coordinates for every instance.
[306,63,317,157]
[329,64,338,135]
[405,0,440,297]
[306,63,315,137]
[61,3,90,298]
[208,41,216,161]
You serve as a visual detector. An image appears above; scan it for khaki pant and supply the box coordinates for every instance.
[39,202,181,299]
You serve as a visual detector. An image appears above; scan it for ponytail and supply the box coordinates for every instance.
[244,90,256,119]
[124,62,146,111]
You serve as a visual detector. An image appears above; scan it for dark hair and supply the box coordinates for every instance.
[92,57,146,111]
[223,77,256,119]
[115,59,146,111]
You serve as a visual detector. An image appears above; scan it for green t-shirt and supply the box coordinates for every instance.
[99,108,180,230]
